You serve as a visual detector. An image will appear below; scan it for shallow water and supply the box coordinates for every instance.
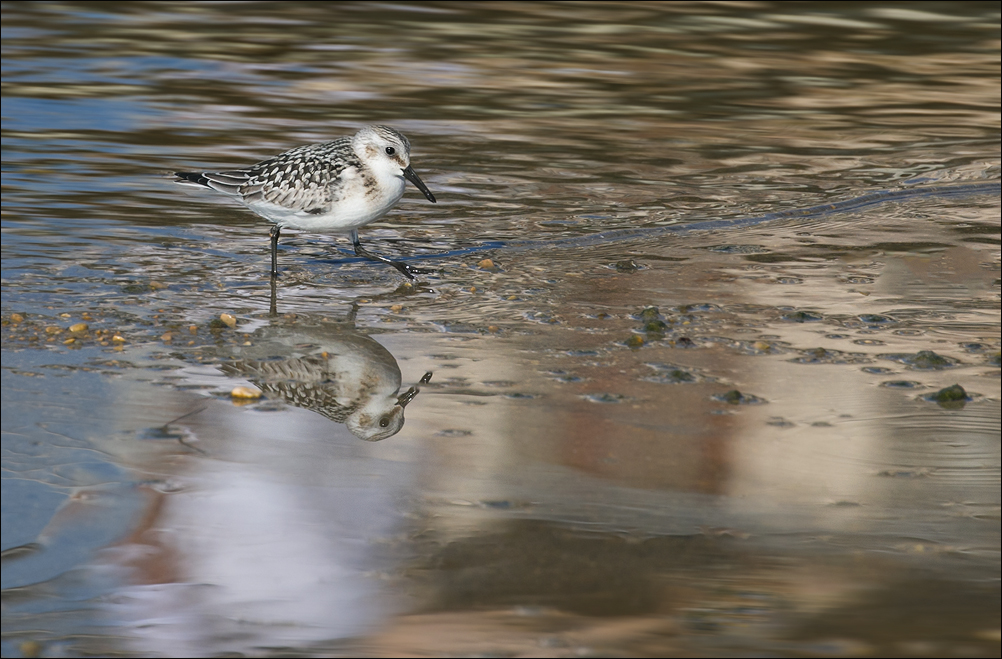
[2,2,1000,657]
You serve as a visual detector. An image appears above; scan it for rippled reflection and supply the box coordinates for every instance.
[220,310,432,441]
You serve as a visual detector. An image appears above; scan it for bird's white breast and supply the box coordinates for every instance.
[246,167,407,233]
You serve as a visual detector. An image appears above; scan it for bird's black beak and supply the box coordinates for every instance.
[397,371,433,408]
[403,166,437,203]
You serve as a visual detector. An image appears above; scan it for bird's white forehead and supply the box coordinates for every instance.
[356,125,411,152]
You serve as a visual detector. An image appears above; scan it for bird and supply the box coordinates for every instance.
[174,125,437,279]
[219,318,433,442]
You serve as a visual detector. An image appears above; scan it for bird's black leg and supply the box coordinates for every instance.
[270,225,281,278]
[350,230,429,280]
[269,276,278,317]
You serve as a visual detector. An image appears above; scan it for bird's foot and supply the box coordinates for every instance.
[390,260,433,280]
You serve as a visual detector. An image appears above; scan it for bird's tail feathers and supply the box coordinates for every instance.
[173,171,248,196]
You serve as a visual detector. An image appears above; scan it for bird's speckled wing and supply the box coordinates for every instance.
[220,357,358,423]
[182,137,361,214]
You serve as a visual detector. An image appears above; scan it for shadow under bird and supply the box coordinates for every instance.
[174,125,437,279]
[220,320,432,442]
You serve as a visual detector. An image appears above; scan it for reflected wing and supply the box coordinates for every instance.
[220,357,359,424]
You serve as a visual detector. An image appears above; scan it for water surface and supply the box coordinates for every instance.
[2,2,1000,657]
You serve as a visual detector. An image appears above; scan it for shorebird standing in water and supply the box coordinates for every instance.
[174,125,437,279]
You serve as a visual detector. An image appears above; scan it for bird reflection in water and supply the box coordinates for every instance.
[221,300,432,441]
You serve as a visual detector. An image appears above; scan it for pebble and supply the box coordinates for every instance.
[230,386,262,399]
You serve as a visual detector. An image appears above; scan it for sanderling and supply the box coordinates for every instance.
[174,125,437,279]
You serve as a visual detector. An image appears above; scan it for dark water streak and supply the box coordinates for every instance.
[324,181,1002,264]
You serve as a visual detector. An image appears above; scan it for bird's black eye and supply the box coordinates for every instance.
[384,146,396,156]
[379,416,391,428]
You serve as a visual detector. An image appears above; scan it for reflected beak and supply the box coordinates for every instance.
[397,371,433,408]
[403,166,437,203]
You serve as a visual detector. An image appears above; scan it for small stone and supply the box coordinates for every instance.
[188,325,198,334]
[638,307,660,321]
[390,304,403,312]
[69,322,88,333]
[161,332,173,342]
[112,334,126,342]
[60,313,72,318]
[753,341,771,352]
[719,390,744,404]
[615,259,640,272]
[932,383,966,402]
[11,313,24,323]
[782,310,823,323]
[644,320,667,333]
[478,258,499,271]
[63,338,76,345]
[19,641,42,658]
[150,281,168,290]
[231,386,262,399]
[219,313,237,328]
[625,334,645,348]
[712,390,766,405]
[928,383,968,409]
[913,350,952,369]
[45,325,62,334]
